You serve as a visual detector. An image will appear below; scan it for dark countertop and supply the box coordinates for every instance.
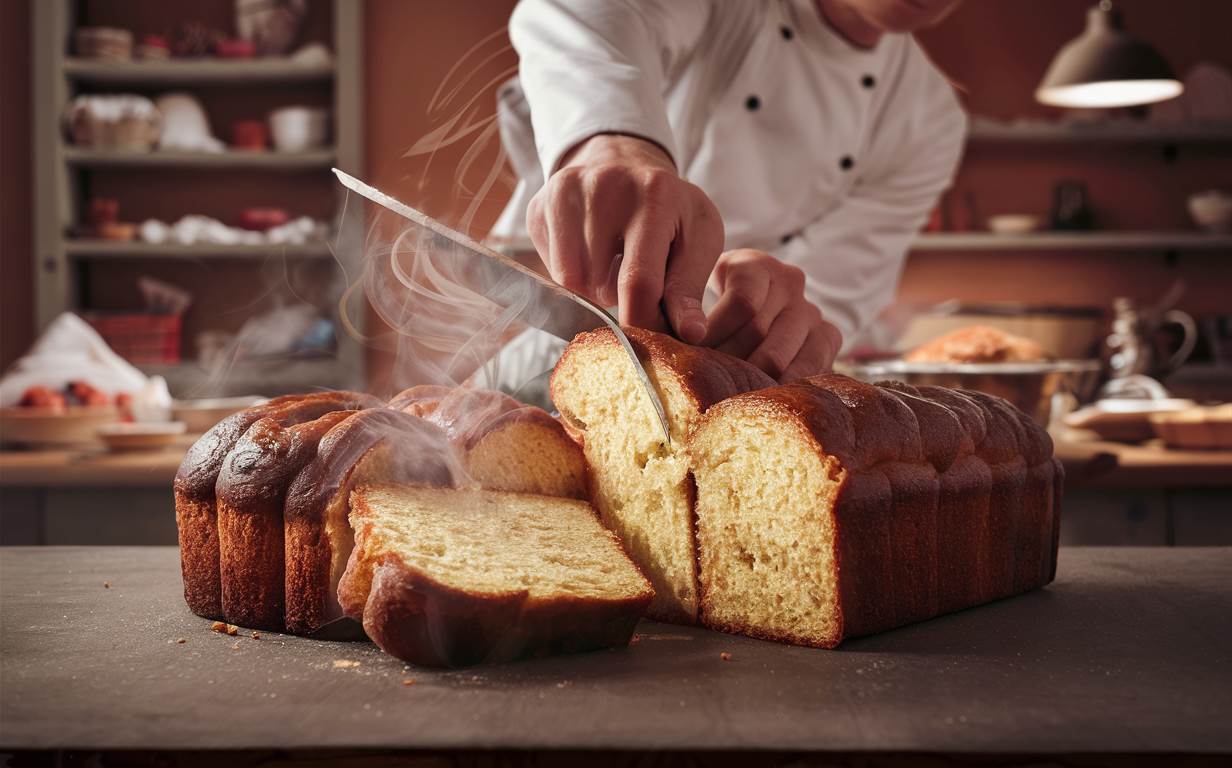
[1,546,1229,755]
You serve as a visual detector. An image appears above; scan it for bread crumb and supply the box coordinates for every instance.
[225,624,239,636]
[401,678,416,686]
[333,659,361,669]
[210,621,226,633]
[250,631,261,640]
[103,581,111,589]
[175,637,186,645]
[720,652,733,662]
[629,634,642,645]
[231,641,241,650]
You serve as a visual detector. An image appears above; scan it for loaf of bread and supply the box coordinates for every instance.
[391,385,586,499]
[173,391,377,619]
[689,374,1061,648]
[339,484,653,667]
[176,386,590,635]
[905,324,1049,363]
[550,328,774,623]
[551,328,1061,647]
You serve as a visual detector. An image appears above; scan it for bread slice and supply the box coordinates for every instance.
[687,374,1061,649]
[391,385,587,499]
[549,328,773,623]
[338,484,653,667]
[283,409,458,635]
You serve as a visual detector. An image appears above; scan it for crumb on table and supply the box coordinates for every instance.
[720,652,733,662]
[210,621,226,633]
[333,659,361,669]
[103,581,111,589]
[250,631,261,640]
[402,678,416,686]
[175,637,186,645]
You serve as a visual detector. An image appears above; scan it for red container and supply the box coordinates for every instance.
[232,119,268,150]
[83,312,182,364]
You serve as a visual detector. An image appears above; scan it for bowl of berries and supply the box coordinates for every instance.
[0,381,127,448]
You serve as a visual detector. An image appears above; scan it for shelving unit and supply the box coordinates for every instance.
[63,57,335,85]
[913,231,1232,252]
[64,147,336,170]
[64,240,335,260]
[967,119,1232,144]
[33,0,365,396]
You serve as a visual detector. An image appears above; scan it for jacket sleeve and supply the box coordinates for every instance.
[508,0,710,178]
[773,43,967,349]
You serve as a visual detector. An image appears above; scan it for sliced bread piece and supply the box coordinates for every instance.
[338,484,653,667]
[549,328,773,623]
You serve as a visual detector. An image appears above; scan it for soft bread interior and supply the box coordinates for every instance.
[690,409,845,647]
[466,420,585,499]
[551,341,699,622]
[347,484,651,603]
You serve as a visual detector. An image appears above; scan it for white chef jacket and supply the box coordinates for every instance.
[487,0,967,391]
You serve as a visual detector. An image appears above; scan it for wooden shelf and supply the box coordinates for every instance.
[64,147,336,169]
[967,119,1232,144]
[64,240,334,259]
[63,57,334,85]
[912,232,1232,252]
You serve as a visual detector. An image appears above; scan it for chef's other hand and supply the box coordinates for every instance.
[526,133,724,344]
[702,249,843,381]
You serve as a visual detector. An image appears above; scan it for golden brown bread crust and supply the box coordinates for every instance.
[217,410,357,630]
[283,409,457,635]
[550,327,774,624]
[391,385,587,499]
[174,392,377,619]
[905,324,1050,363]
[355,554,649,668]
[691,374,1061,648]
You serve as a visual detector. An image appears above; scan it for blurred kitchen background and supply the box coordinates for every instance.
[1,1,1230,547]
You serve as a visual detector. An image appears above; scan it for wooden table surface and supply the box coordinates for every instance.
[1,546,1228,755]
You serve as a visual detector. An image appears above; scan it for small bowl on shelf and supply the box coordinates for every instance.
[97,421,187,452]
[0,406,120,448]
[987,214,1044,235]
[1187,190,1232,233]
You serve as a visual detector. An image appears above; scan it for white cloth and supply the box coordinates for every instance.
[0,313,170,420]
[491,0,967,357]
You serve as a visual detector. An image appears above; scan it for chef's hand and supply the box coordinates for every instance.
[526,133,723,344]
[702,249,843,381]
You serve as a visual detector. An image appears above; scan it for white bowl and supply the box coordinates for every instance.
[268,107,329,152]
[1187,190,1232,233]
[987,214,1043,235]
[98,421,187,452]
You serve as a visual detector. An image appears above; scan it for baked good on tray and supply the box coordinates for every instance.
[338,484,653,667]
[550,328,775,624]
[390,385,586,499]
[905,324,1049,363]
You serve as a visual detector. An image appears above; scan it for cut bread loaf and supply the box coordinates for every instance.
[688,374,1061,648]
[391,385,586,499]
[174,391,376,619]
[550,328,774,623]
[338,484,653,667]
[283,409,458,635]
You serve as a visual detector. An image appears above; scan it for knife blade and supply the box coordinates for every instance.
[332,168,671,445]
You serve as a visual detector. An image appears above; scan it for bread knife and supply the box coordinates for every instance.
[331,168,671,445]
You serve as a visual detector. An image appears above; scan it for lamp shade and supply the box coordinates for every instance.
[1036,4,1182,109]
